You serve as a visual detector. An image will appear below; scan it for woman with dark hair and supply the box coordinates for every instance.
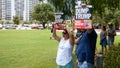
[52,27,74,68]
[100,26,107,54]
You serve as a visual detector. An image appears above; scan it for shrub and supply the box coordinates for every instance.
[103,43,120,68]
[0,20,3,24]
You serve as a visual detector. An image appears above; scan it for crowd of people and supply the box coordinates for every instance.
[51,23,116,68]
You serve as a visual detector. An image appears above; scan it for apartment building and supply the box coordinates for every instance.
[0,0,40,22]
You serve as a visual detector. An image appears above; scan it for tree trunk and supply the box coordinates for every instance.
[42,22,46,29]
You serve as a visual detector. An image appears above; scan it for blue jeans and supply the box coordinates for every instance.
[78,61,93,68]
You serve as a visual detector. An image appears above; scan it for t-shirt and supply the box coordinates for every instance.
[76,29,97,64]
[56,38,73,66]
[108,28,116,42]
[75,31,84,55]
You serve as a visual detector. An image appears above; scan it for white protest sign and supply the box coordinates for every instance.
[75,5,92,20]
[55,12,63,23]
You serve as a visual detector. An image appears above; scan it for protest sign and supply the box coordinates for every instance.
[55,12,63,23]
[54,12,65,30]
[74,5,92,29]
[54,23,65,30]
[74,20,92,29]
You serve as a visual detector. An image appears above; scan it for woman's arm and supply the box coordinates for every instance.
[75,37,80,45]
[105,31,107,37]
[52,28,61,42]
[66,28,74,46]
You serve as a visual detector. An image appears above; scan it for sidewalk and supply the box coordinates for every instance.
[95,29,120,35]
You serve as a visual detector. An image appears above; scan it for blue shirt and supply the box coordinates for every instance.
[108,29,116,42]
[76,29,97,64]
[76,31,83,38]
[75,31,84,55]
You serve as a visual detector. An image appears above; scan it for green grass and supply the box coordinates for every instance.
[0,30,120,68]
[0,30,58,68]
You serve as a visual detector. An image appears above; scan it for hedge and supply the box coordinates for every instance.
[103,43,120,68]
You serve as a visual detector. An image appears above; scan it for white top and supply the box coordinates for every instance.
[56,38,73,66]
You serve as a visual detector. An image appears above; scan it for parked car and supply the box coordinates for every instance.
[30,24,39,29]
[0,24,2,29]
[16,24,31,30]
[3,24,16,29]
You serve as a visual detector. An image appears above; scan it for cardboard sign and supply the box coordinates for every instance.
[54,23,65,30]
[55,12,63,23]
[74,5,92,29]
[75,6,92,20]
[74,20,92,29]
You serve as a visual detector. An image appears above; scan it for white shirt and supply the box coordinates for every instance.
[56,38,73,66]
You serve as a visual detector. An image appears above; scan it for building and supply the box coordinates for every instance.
[0,0,6,20]
[14,0,24,20]
[0,0,2,19]
[0,0,40,22]
[24,0,39,21]
[6,0,12,20]
[11,0,15,20]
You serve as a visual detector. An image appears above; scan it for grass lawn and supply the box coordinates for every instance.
[0,30,120,68]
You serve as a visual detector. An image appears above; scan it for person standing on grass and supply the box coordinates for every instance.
[74,29,85,68]
[50,23,54,39]
[100,25,107,54]
[75,27,97,68]
[107,23,116,47]
[52,26,74,68]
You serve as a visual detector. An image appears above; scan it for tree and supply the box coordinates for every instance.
[39,0,44,3]
[13,16,20,25]
[49,0,120,26]
[31,3,55,28]
[49,0,75,20]
[86,0,120,27]
[0,20,3,24]
[88,0,120,17]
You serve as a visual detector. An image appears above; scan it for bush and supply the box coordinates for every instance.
[24,21,32,24]
[103,43,120,68]
[0,20,3,24]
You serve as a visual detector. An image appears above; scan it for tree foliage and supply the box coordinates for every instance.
[31,3,55,28]
[87,0,120,26]
[32,3,54,22]
[88,0,120,17]
[48,0,120,27]
[0,20,3,24]
[13,16,20,24]
[103,43,120,68]
[49,0,75,20]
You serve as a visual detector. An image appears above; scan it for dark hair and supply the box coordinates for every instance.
[102,26,106,31]
[63,29,68,34]
[108,23,113,27]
